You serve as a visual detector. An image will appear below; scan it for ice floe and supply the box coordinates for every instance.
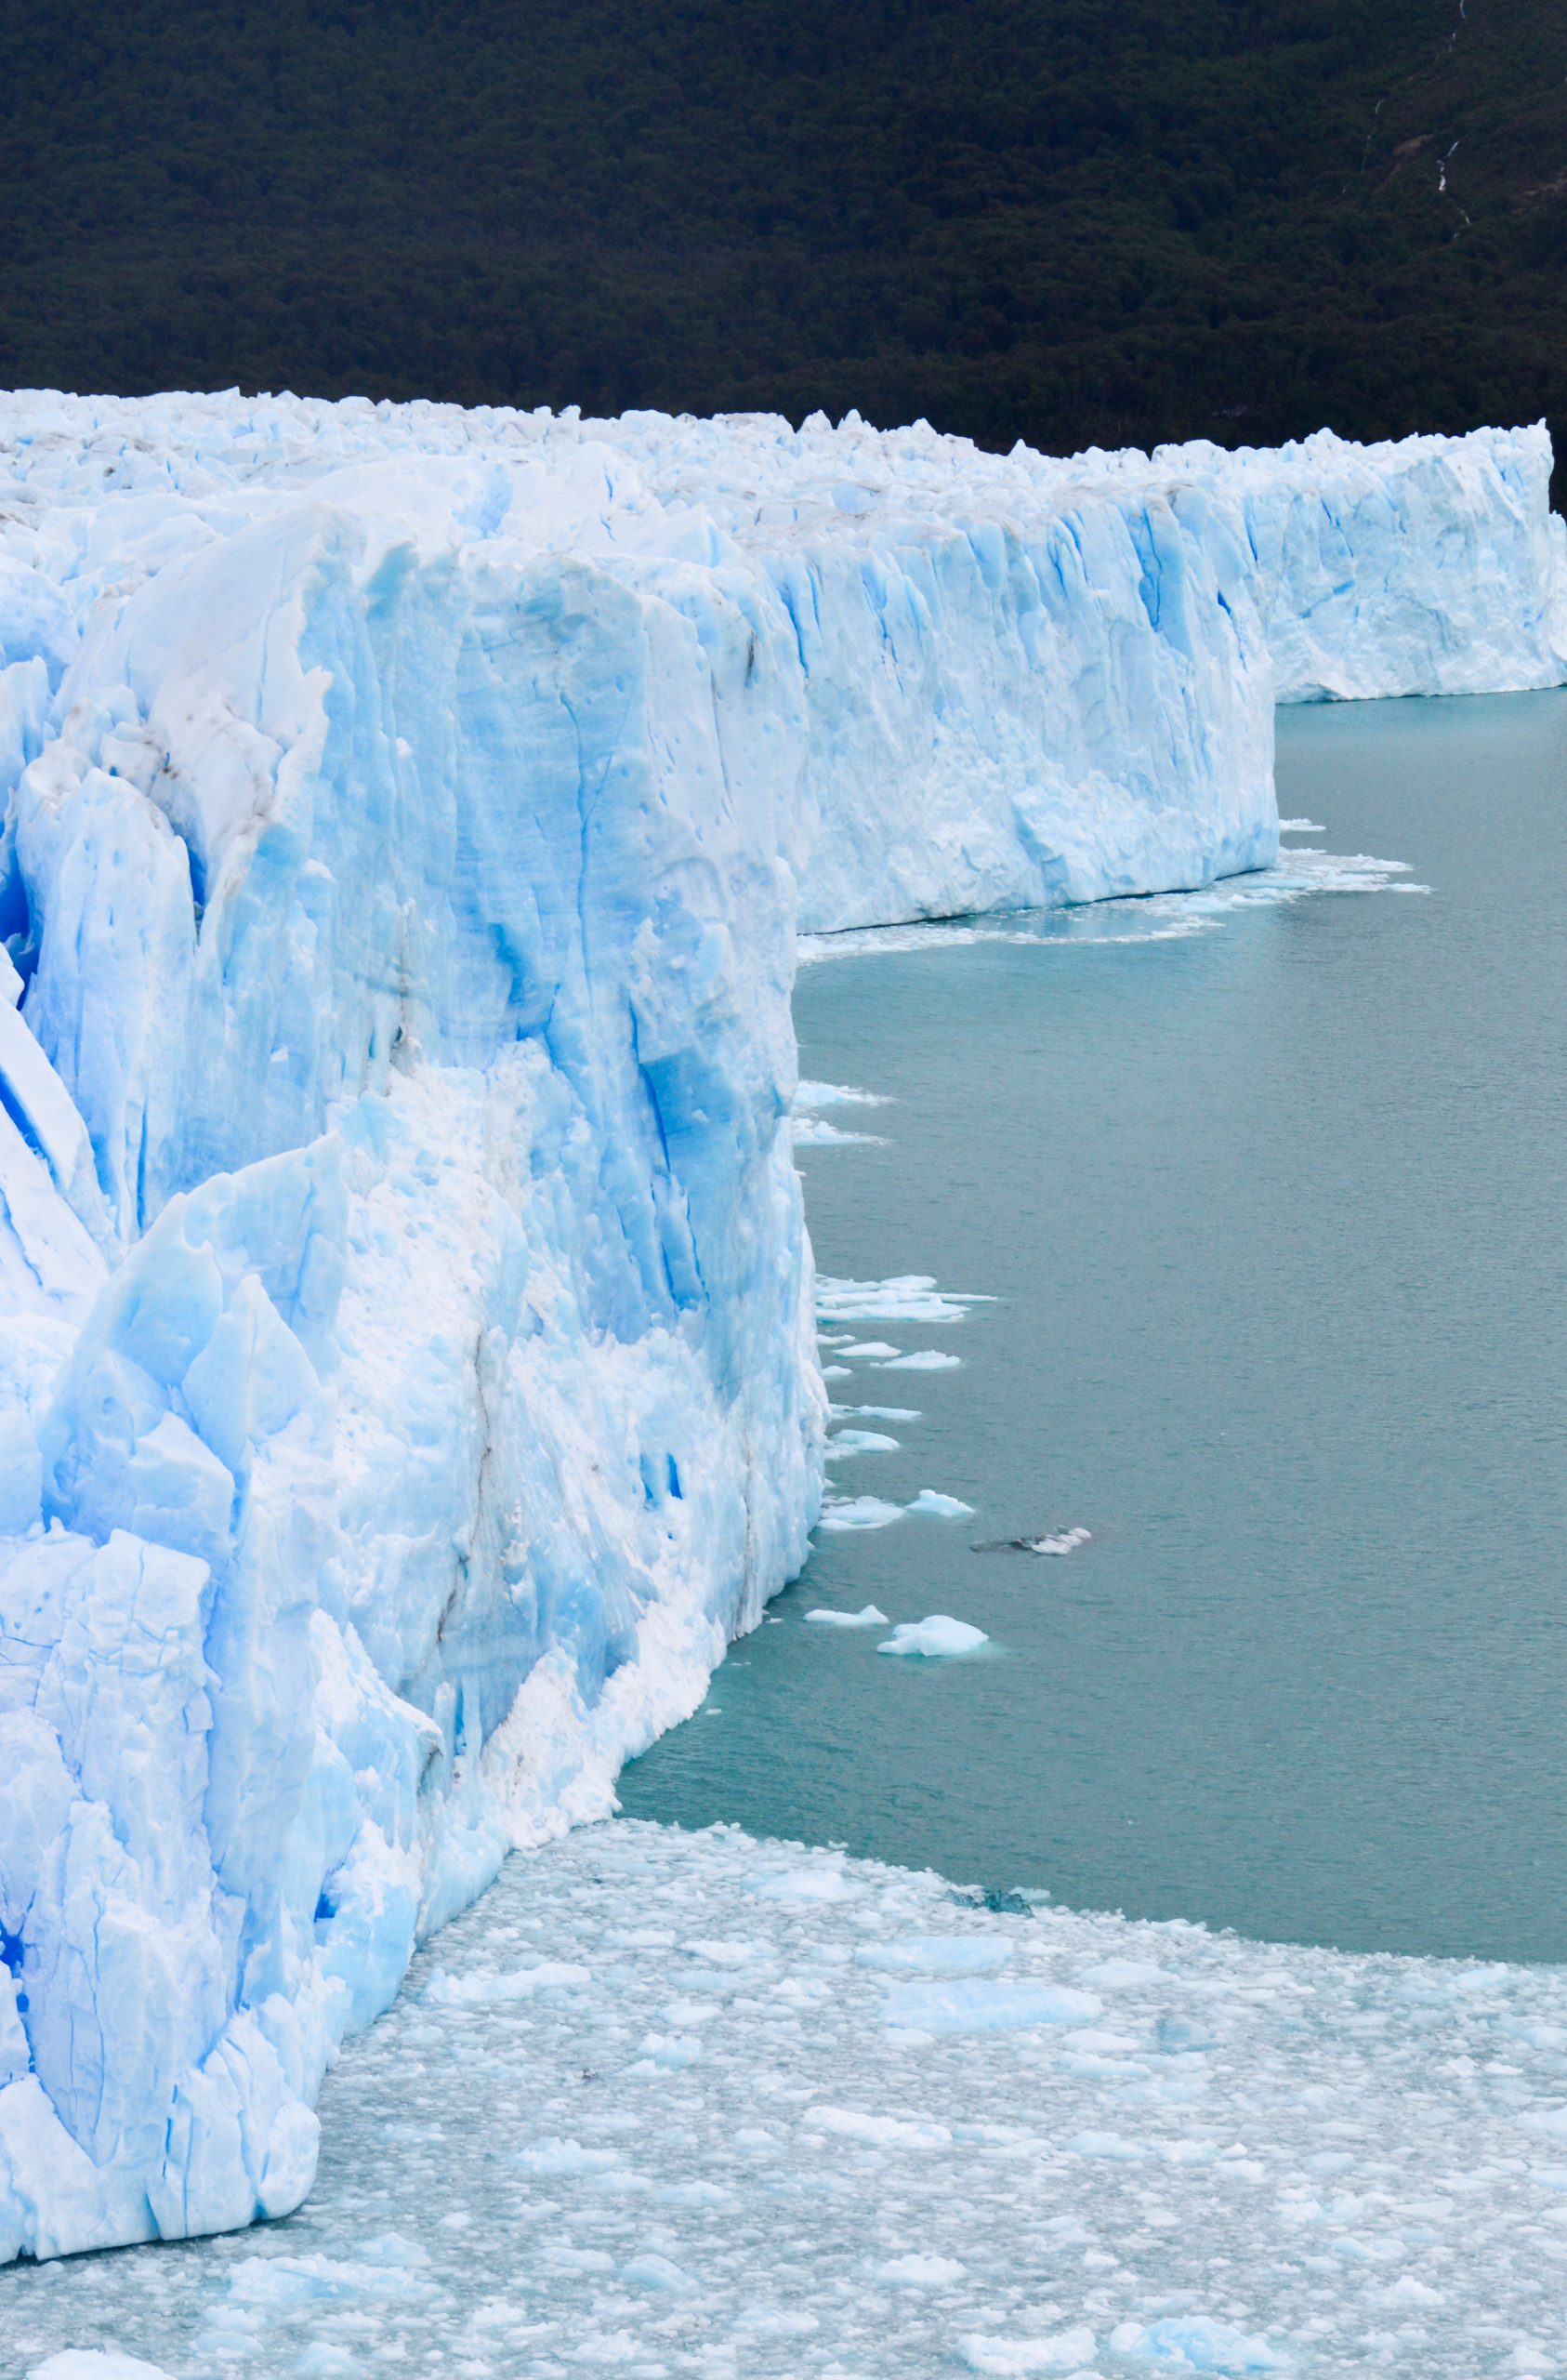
[878,1616,992,1658]
[816,1494,908,1531]
[816,1273,992,1327]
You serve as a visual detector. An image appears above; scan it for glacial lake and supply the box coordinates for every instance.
[621,689,1567,1966]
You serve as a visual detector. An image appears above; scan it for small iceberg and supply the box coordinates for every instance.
[747,1865,863,1904]
[29,2358,179,2380]
[877,1617,990,1659]
[906,1488,975,1517]
[872,2253,968,2289]
[805,1605,889,1628]
[815,1271,985,1326]
[823,1429,900,1457]
[1109,2315,1284,2371]
[817,1495,905,1531]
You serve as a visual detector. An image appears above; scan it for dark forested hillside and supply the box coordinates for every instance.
[1,0,1563,487]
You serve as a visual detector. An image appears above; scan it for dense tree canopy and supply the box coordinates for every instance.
[1,0,1562,494]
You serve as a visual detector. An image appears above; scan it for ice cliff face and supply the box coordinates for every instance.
[1133,421,1567,704]
[0,392,1561,2262]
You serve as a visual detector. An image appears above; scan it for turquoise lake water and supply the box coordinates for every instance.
[621,690,1567,1964]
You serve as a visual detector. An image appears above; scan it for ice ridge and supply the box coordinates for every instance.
[0,391,1562,2261]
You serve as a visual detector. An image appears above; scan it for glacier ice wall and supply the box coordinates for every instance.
[0,425,824,2259]
[1134,421,1567,704]
[0,391,1561,2262]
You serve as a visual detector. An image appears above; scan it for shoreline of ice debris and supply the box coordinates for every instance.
[16,1818,1567,2377]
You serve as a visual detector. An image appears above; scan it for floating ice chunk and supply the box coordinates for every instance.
[873,2251,967,2285]
[1023,1527,1092,1555]
[621,2252,696,2293]
[511,2139,624,2176]
[838,1339,902,1357]
[1278,818,1325,832]
[424,1962,589,2005]
[27,2360,177,2380]
[224,2248,440,2307]
[748,1863,863,1904]
[805,1604,890,1627]
[957,2326,1100,2373]
[880,1348,963,1369]
[1110,2313,1284,2370]
[625,2033,704,2074]
[835,1403,921,1421]
[1079,1958,1169,1988]
[878,1616,990,1658]
[807,2106,953,2147]
[347,2234,434,2268]
[817,1495,905,1530]
[816,1274,989,1325]
[660,1996,722,2029]
[1377,2273,1445,2305]
[883,1978,1101,2032]
[907,1488,976,1516]
[1155,2014,1219,2053]
[681,1936,774,1965]
[653,2179,732,2209]
[561,2327,642,2360]
[855,1937,1013,1974]
[824,1428,900,1456]
[1067,2129,1152,2160]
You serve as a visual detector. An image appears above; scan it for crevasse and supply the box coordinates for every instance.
[0,393,1561,2262]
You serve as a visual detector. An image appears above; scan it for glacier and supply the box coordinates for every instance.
[0,390,1563,2265]
[1104,420,1567,707]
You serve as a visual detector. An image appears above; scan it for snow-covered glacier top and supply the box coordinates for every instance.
[0,390,1562,2268]
[6,391,1561,935]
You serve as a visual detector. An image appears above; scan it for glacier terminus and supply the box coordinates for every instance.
[0,390,1563,2263]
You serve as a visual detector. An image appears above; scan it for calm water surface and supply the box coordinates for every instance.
[622,691,1567,1964]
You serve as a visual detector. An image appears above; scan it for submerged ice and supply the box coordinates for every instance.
[0,390,1563,2262]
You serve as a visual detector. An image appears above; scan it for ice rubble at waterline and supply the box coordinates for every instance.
[19,1823,1567,2379]
[0,390,1562,2262]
